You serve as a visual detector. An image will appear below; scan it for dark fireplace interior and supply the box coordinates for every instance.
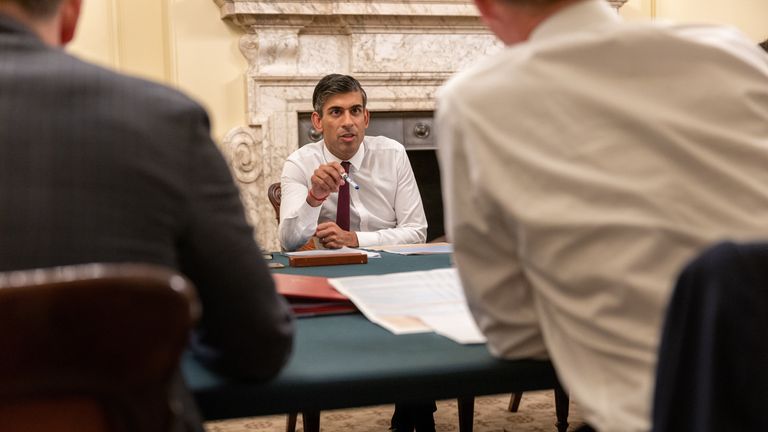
[298,111,444,242]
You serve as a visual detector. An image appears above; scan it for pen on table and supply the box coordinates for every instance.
[341,172,360,190]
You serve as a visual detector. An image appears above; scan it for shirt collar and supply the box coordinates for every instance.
[322,138,366,172]
[530,0,621,44]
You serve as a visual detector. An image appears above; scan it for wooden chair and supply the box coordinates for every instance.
[0,263,200,432]
[268,182,282,224]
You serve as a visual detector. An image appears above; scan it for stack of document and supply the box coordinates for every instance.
[273,273,357,317]
[329,268,486,345]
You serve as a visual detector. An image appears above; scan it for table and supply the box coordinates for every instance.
[183,252,569,431]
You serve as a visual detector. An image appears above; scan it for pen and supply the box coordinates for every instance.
[341,172,361,190]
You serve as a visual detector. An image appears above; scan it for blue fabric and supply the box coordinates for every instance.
[652,242,768,432]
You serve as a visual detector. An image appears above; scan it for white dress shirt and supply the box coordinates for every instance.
[437,1,768,431]
[279,136,427,251]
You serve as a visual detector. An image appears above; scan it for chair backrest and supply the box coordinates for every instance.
[0,263,200,432]
[652,242,768,432]
[268,182,282,224]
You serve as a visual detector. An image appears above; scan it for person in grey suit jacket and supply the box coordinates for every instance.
[0,0,293,397]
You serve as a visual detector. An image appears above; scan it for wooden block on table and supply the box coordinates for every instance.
[288,253,368,267]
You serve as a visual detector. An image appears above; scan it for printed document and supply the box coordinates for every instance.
[329,268,486,344]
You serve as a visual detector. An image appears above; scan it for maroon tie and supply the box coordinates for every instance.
[336,161,351,231]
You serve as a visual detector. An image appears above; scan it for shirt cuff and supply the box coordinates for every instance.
[355,231,379,248]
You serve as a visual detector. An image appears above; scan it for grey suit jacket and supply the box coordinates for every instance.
[0,15,293,381]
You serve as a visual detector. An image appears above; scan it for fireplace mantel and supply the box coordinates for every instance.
[213,0,625,251]
[214,1,481,22]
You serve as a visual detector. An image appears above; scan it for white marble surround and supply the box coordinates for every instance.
[214,0,625,251]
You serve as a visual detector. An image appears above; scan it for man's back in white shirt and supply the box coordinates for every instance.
[438,0,768,430]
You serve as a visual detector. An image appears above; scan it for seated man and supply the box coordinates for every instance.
[279,74,433,431]
[279,73,428,251]
[0,0,294,429]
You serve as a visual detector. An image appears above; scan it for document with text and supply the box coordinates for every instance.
[329,268,486,344]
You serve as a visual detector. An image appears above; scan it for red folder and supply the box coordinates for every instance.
[273,274,357,316]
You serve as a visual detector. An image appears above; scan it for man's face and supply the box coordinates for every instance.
[311,91,370,160]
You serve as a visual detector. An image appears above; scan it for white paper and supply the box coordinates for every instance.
[329,268,485,344]
[284,247,380,258]
[380,244,453,255]
[419,311,486,344]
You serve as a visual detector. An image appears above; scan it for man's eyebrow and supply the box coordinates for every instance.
[325,104,364,112]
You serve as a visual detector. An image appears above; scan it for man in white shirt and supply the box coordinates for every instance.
[279,74,428,252]
[437,0,768,431]
[279,74,433,431]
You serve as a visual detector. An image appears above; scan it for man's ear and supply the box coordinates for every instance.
[473,0,498,25]
[59,0,82,45]
[311,111,323,132]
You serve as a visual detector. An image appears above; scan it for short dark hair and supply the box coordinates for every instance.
[0,0,62,17]
[760,39,768,53]
[312,74,368,117]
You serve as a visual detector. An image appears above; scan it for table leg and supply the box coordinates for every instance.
[302,410,321,432]
[457,396,475,432]
[285,412,297,432]
[554,382,570,432]
[508,393,523,412]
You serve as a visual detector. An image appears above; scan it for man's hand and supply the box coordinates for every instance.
[307,162,345,207]
[316,222,358,249]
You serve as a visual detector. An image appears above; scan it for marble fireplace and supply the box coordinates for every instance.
[213,0,627,251]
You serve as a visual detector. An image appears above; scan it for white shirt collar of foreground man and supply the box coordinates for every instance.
[530,0,621,43]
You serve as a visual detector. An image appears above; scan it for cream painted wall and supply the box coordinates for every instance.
[67,0,118,69]
[165,0,247,143]
[657,0,768,41]
[67,0,765,143]
[68,0,246,143]
[620,0,655,21]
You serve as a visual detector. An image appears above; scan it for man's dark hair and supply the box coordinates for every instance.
[0,0,62,17]
[760,39,768,53]
[312,74,368,117]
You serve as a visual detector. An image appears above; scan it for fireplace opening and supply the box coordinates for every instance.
[298,111,445,242]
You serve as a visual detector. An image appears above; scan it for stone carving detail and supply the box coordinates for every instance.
[222,126,262,184]
[256,29,301,74]
[221,125,278,250]
[239,34,259,73]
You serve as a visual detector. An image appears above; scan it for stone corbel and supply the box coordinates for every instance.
[222,126,263,184]
[240,17,312,75]
[239,25,310,75]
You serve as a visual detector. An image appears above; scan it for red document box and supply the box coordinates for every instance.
[273,273,357,317]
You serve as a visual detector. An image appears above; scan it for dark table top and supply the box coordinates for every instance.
[183,251,558,420]
[269,250,452,277]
